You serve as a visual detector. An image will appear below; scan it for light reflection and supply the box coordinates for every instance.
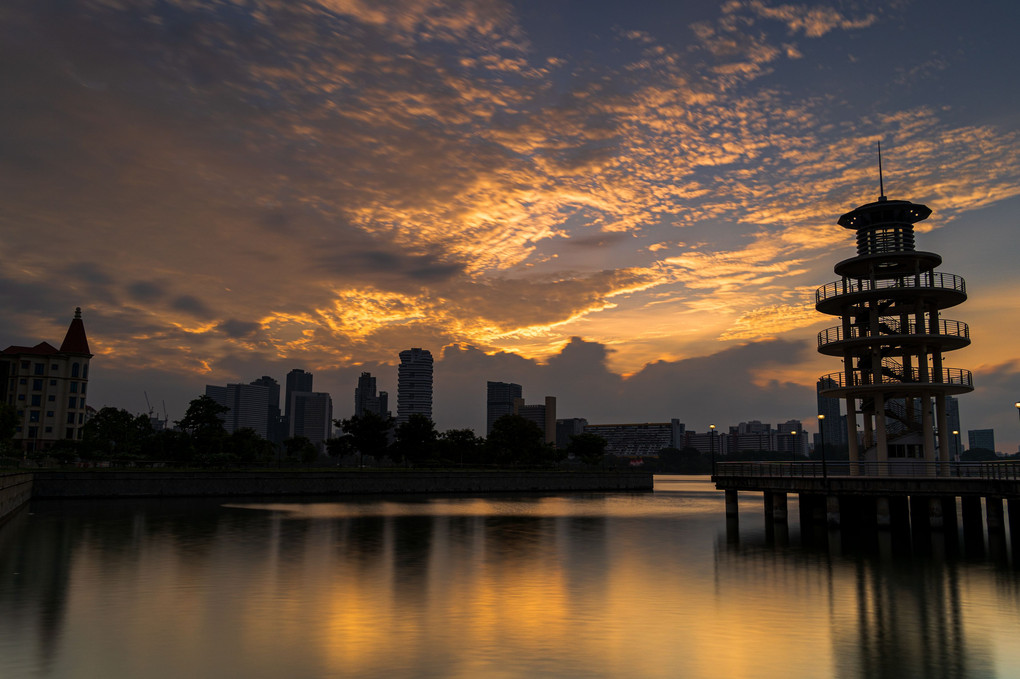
[0,485,1017,678]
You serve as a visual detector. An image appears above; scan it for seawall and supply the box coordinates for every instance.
[30,470,653,498]
[0,473,33,523]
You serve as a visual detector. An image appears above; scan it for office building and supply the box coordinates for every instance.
[816,377,847,447]
[285,369,313,420]
[556,418,588,449]
[250,375,283,443]
[967,429,995,455]
[355,372,388,418]
[290,391,333,452]
[0,308,93,454]
[514,396,556,445]
[204,383,271,438]
[486,381,522,435]
[397,348,433,424]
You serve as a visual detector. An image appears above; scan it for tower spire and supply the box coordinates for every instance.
[878,141,885,202]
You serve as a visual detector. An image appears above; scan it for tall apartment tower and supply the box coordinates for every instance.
[513,396,557,445]
[204,383,271,438]
[285,368,313,421]
[816,377,847,448]
[397,348,433,424]
[250,375,283,443]
[815,174,973,471]
[0,308,93,453]
[486,381,522,435]
[354,372,388,418]
[290,391,333,452]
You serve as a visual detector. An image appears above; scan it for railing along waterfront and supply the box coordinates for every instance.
[817,366,973,389]
[714,461,1020,480]
[816,272,966,304]
[817,318,969,348]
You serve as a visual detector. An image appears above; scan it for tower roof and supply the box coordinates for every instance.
[59,307,92,355]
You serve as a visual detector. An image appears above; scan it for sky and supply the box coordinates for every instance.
[2,0,1019,451]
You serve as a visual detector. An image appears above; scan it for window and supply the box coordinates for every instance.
[71,363,80,378]
[33,379,42,391]
[49,379,56,386]
[51,363,59,371]
[68,397,77,409]
[70,382,78,394]
[79,398,85,408]
[78,413,84,424]
[46,411,54,417]
[34,363,44,375]
[48,395,55,402]
[28,427,37,438]
[81,384,87,395]
[16,426,22,433]
[19,378,26,385]
[17,394,25,401]
[44,426,52,433]
[29,411,40,422]
[67,413,75,424]
[20,360,29,369]
[83,365,88,379]
[31,395,41,406]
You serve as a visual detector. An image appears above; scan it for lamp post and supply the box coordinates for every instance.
[710,424,716,476]
[952,429,960,463]
[1015,401,1020,423]
[790,429,798,464]
[817,414,827,480]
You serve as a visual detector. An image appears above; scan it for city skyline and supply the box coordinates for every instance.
[2,1,1019,451]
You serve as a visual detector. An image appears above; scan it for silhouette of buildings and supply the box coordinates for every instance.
[397,348,433,424]
[946,395,962,459]
[555,417,588,449]
[204,382,271,438]
[354,372,389,418]
[514,396,556,444]
[816,179,972,467]
[486,381,522,435]
[289,391,333,452]
[816,377,847,448]
[250,375,284,444]
[967,428,995,454]
[0,308,92,454]
[584,419,683,457]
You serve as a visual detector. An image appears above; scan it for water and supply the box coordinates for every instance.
[1,476,1017,678]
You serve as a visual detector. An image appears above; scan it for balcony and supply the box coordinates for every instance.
[817,366,974,396]
[815,272,967,314]
[817,318,970,355]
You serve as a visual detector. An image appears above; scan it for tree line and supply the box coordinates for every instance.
[0,396,609,469]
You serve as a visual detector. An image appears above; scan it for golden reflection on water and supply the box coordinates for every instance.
[0,479,1018,678]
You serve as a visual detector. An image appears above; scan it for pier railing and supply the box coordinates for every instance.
[714,461,1020,481]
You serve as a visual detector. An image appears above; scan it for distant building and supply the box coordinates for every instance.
[816,378,846,447]
[514,396,556,445]
[397,348,433,424]
[555,417,588,449]
[250,375,283,444]
[204,383,271,438]
[486,381,522,435]
[967,428,995,454]
[284,368,313,437]
[945,396,962,459]
[354,372,389,418]
[777,419,808,457]
[290,391,333,452]
[0,308,93,454]
[583,419,684,457]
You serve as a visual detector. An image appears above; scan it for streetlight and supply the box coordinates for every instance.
[1015,401,1020,423]
[817,414,827,480]
[790,429,798,464]
[710,424,716,476]
[952,429,960,463]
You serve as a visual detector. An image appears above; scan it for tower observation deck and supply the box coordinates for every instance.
[816,188,972,471]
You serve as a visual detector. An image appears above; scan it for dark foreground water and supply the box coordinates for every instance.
[1,476,1018,679]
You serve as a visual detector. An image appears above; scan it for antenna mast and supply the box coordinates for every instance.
[878,141,885,200]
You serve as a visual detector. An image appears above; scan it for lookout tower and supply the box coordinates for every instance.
[815,172,973,472]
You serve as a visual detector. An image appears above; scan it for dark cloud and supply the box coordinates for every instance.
[126,281,165,302]
[218,319,261,339]
[170,295,214,319]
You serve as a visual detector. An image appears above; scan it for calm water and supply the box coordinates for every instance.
[1,476,1018,679]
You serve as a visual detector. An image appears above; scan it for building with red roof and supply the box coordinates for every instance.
[1,308,93,455]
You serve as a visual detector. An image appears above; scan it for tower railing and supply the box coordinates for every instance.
[817,318,969,348]
[816,271,966,304]
[817,367,973,390]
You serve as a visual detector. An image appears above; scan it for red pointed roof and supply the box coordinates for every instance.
[59,307,92,355]
[1,341,59,356]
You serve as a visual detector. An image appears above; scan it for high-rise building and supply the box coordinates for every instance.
[355,372,389,418]
[816,377,846,448]
[514,396,556,445]
[204,383,271,438]
[555,417,588,449]
[967,429,995,455]
[284,368,313,435]
[290,391,333,452]
[0,308,93,454]
[250,375,283,443]
[397,348,433,424]
[945,396,962,459]
[486,381,522,435]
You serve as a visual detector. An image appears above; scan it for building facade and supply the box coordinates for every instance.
[0,308,93,454]
[514,396,557,445]
[486,381,522,435]
[205,383,271,438]
[290,391,333,452]
[583,419,684,457]
[967,429,995,455]
[355,372,388,418]
[397,348,433,424]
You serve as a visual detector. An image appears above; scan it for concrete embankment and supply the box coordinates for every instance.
[0,473,33,523]
[30,470,653,498]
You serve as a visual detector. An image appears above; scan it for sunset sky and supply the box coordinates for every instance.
[2,0,1019,450]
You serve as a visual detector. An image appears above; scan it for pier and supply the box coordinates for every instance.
[714,461,1020,547]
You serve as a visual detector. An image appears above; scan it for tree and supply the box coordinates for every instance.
[0,403,19,459]
[437,428,482,466]
[80,407,154,462]
[486,415,550,467]
[283,436,319,464]
[393,413,438,464]
[337,412,393,461]
[567,432,607,467]
[226,428,276,464]
[176,396,229,464]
